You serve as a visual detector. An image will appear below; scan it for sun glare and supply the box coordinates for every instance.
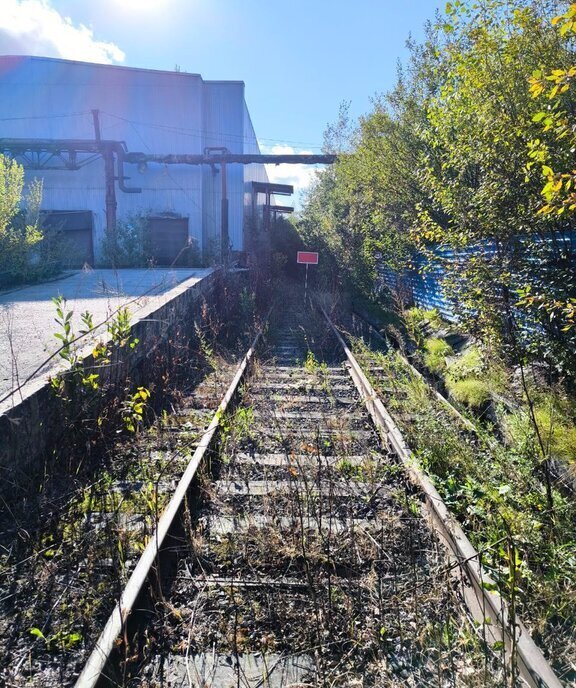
[115,0,168,12]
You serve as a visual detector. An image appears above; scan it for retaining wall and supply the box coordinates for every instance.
[0,268,243,495]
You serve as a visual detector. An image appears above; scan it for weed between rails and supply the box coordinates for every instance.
[137,296,517,687]
[0,280,262,687]
[350,337,576,682]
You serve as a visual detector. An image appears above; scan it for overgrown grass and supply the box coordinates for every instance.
[446,377,491,408]
[405,306,443,332]
[0,277,262,686]
[423,336,453,374]
[504,394,576,468]
[404,306,444,348]
[351,338,576,681]
[444,345,492,408]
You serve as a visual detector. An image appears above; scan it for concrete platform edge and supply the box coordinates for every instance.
[0,268,220,485]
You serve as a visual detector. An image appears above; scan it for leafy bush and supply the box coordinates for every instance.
[270,216,304,277]
[503,393,576,466]
[444,345,492,409]
[0,157,63,287]
[404,307,443,347]
[403,307,423,332]
[100,214,152,268]
[405,307,442,330]
[0,223,43,281]
[423,337,453,374]
[446,346,484,381]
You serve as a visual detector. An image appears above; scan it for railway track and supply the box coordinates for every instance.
[0,289,562,687]
[72,293,562,688]
[0,340,240,687]
[345,310,576,685]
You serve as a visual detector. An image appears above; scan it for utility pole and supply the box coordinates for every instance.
[92,109,117,240]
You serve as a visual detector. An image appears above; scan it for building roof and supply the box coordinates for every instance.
[0,55,246,154]
[0,54,245,86]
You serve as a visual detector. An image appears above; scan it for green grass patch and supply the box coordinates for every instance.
[423,337,453,374]
[446,378,491,409]
[349,335,576,675]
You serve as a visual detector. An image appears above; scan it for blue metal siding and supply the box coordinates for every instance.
[242,101,270,233]
[382,232,576,323]
[202,82,244,252]
[0,56,264,258]
[0,56,205,149]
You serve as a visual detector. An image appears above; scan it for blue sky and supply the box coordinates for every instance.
[1,0,442,200]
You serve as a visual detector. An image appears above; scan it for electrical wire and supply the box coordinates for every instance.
[0,110,324,151]
[0,111,91,122]
[98,111,324,151]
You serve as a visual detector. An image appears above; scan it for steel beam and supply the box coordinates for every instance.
[252,182,294,195]
[265,205,294,214]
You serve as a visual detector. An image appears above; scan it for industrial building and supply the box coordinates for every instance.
[0,55,278,266]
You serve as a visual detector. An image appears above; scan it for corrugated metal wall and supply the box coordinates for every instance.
[201,81,244,253]
[0,56,269,262]
[381,232,576,322]
[242,102,270,235]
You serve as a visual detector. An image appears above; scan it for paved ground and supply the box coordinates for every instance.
[0,267,212,410]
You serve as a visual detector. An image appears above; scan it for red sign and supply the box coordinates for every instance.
[297,251,319,265]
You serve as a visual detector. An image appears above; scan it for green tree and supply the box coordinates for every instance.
[0,155,44,284]
[298,102,359,290]
[412,0,576,374]
[0,154,24,232]
[299,29,445,298]
[300,0,576,377]
[526,1,576,333]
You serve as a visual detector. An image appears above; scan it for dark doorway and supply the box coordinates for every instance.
[42,211,94,267]
[149,217,189,266]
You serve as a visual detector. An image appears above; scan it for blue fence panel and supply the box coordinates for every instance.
[379,231,576,324]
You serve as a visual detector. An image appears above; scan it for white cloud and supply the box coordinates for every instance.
[261,143,323,211]
[0,0,125,64]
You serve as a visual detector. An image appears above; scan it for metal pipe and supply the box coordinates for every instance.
[125,152,337,165]
[205,148,230,263]
[221,160,229,264]
[92,111,117,238]
[114,147,142,194]
[103,144,117,239]
[91,110,101,143]
[0,139,337,166]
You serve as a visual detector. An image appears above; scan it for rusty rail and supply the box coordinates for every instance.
[322,304,563,688]
[75,303,563,688]
[351,310,480,433]
[74,321,267,688]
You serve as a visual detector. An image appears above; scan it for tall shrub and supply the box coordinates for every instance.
[0,156,45,285]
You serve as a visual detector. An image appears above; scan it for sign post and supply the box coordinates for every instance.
[297,251,319,304]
